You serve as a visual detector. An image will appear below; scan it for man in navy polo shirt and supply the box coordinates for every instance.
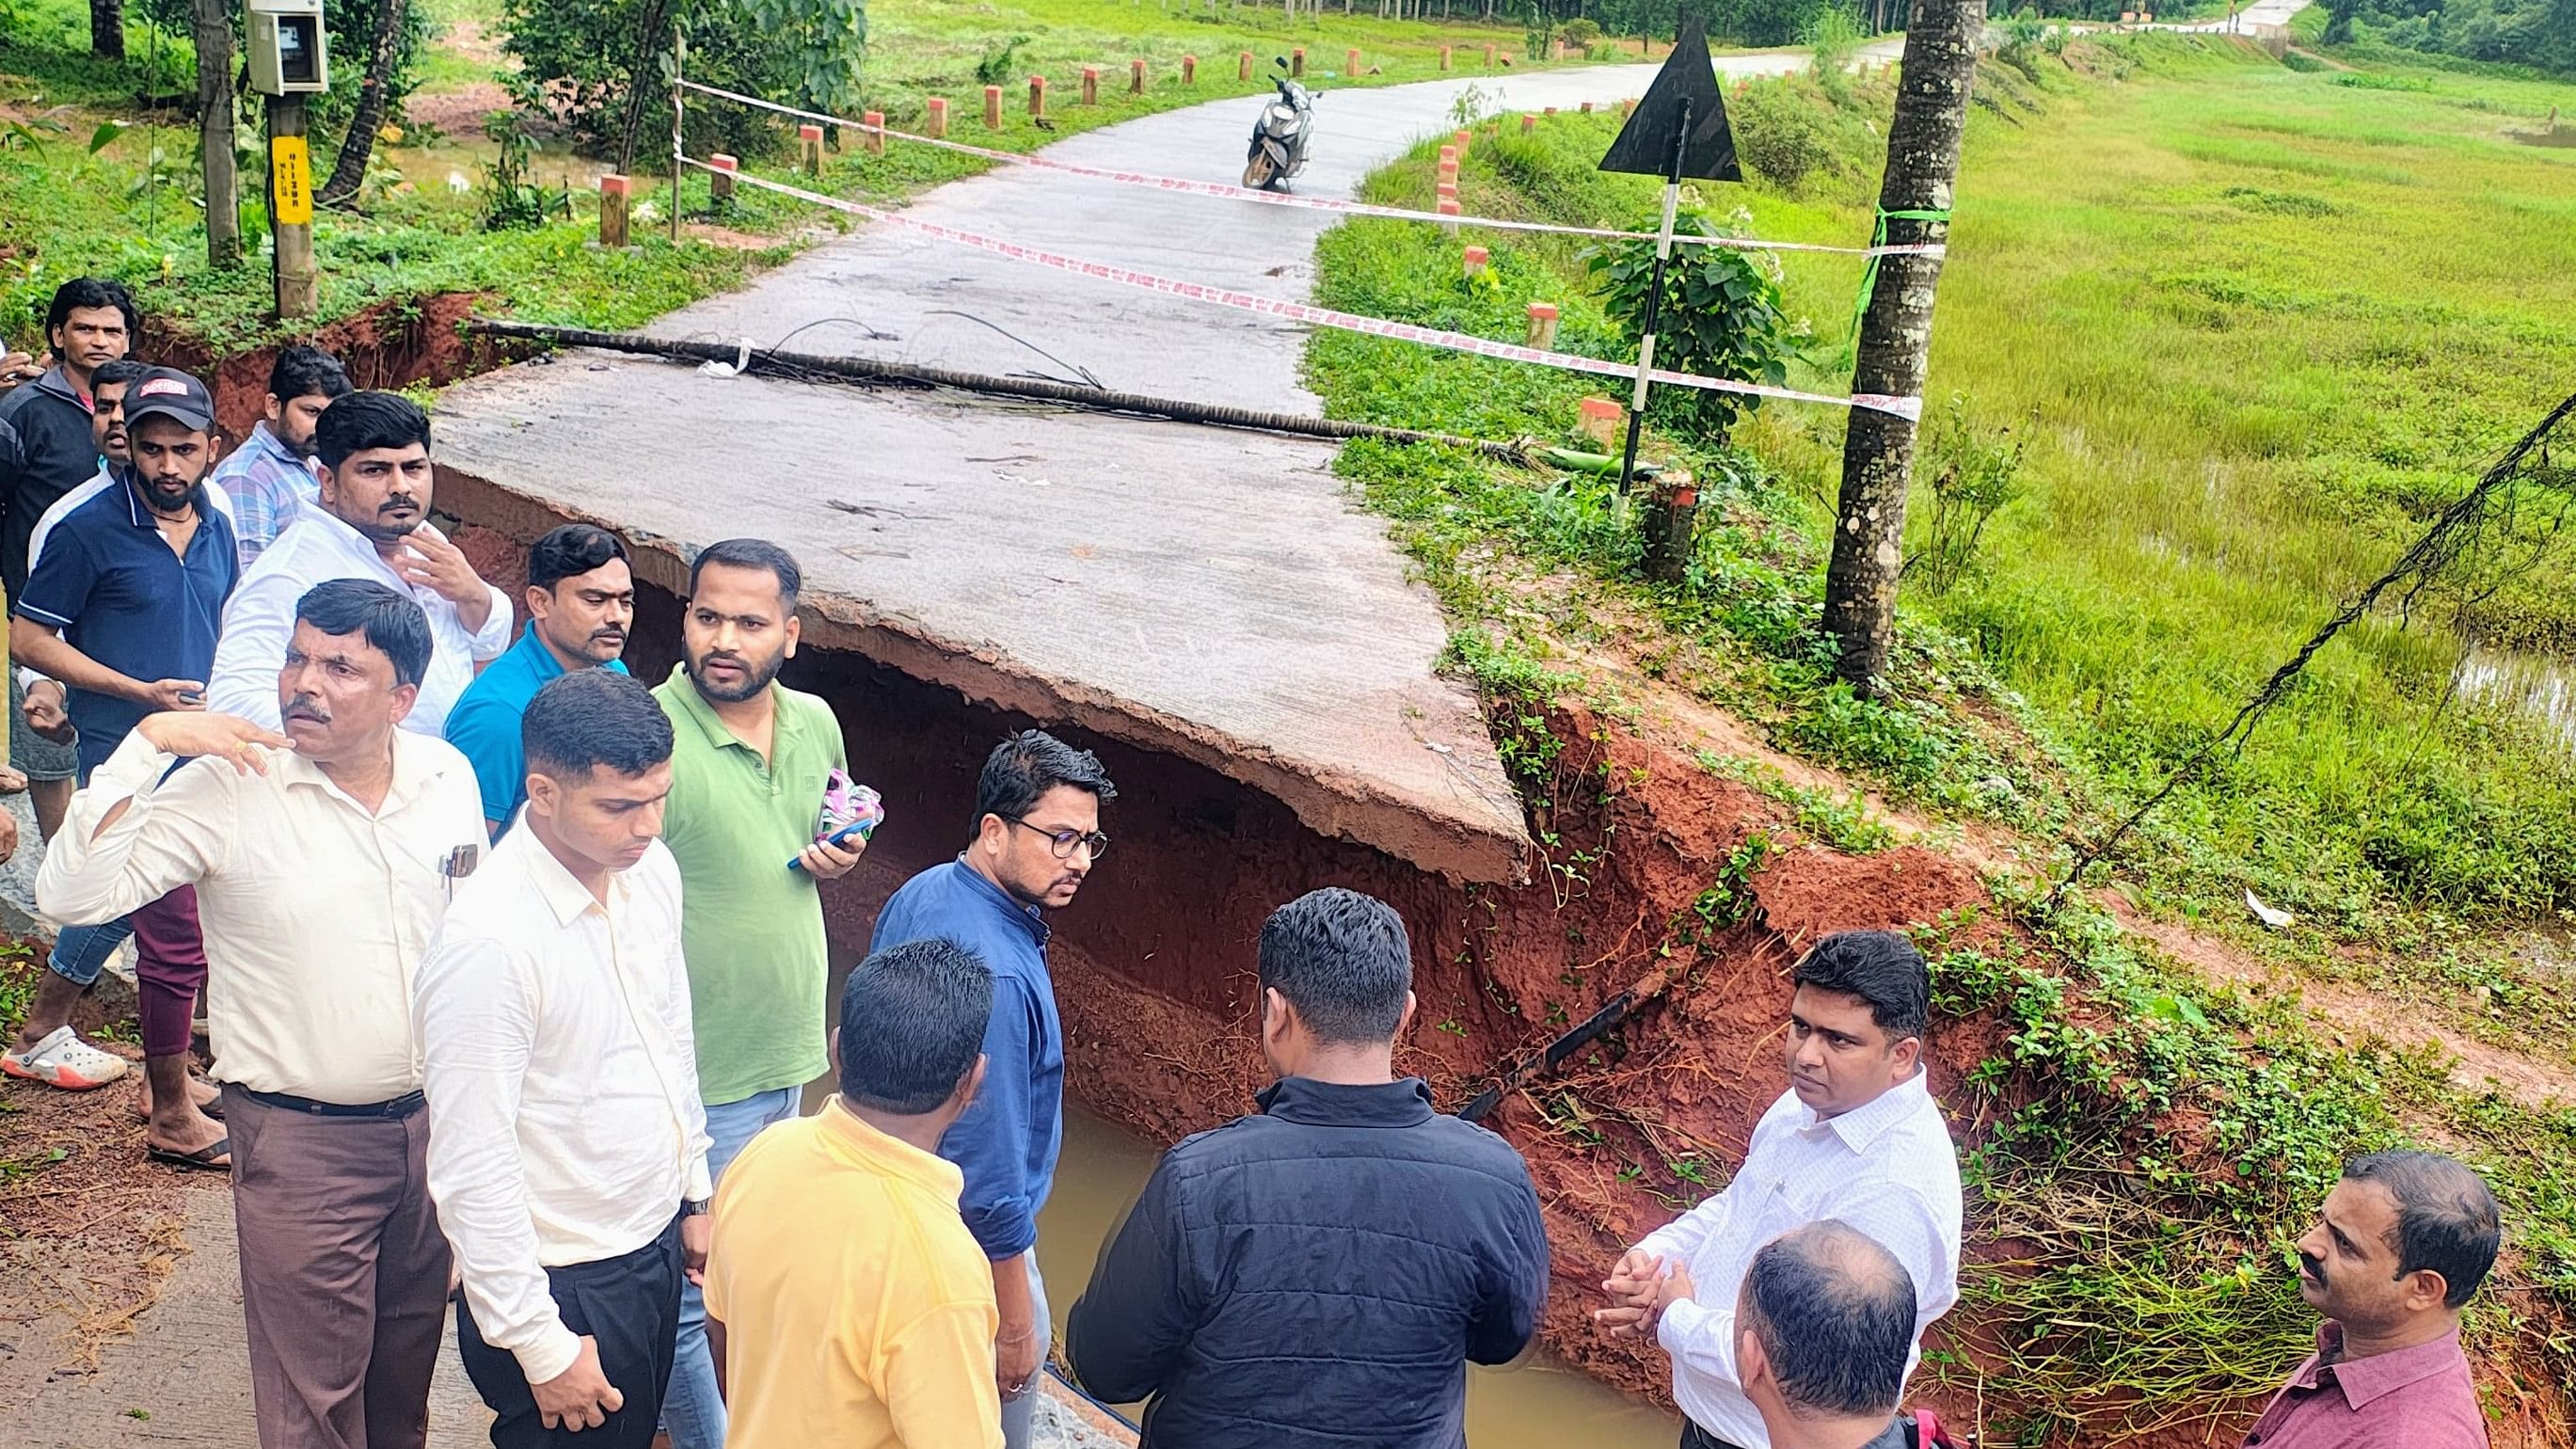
[443,523,634,836]
[1,366,237,1170]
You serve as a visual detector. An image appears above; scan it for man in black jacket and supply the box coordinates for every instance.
[0,278,138,820]
[1066,886,1550,1449]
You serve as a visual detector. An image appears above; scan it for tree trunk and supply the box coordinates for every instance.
[1820,0,1984,694]
[317,0,406,205]
[613,0,678,179]
[192,0,241,267]
[89,0,124,59]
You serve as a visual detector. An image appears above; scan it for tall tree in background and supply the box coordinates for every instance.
[318,0,409,205]
[1819,0,1984,693]
[90,0,125,58]
[192,0,240,266]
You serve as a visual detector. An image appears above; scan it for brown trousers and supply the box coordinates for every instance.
[226,1086,453,1449]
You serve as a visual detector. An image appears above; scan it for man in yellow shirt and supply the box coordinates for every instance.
[704,937,1005,1449]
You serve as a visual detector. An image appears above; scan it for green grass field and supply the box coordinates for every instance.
[1311,32,2576,1054]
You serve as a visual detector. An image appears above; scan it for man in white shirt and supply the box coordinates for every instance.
[36,579,489,1449]
[1594,931,1963,1449]
[208,390,510,738]
[416,667,712,1449]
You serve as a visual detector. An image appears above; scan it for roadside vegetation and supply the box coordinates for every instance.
[1304,29,2576,1440]
[0,0,1574,353]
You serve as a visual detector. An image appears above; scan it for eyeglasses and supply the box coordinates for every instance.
[1010,817,1110,861]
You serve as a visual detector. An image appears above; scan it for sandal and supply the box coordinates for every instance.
[146,1137,231,1172]
[2,1026,132,1090]
[129,1083,226,1123]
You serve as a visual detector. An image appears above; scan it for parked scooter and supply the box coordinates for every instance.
[1242,57,1315,191]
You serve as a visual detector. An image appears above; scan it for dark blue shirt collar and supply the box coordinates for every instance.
[946,854,1050,947]
[1254,1075,1438,1127]
[119,473,216,529]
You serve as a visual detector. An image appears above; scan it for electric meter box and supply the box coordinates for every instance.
[247,0,330,96]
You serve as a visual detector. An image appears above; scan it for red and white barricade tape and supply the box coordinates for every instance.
[676,79,1941,262]
[678,157,1921,421]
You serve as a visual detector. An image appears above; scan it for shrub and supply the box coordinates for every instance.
[1584,208,1797,446]
[1804,4,1868,103]
[974,33,1030,87]
[1729,86,1844,192]
[1557,17,1602,47]
[1907,395,2028,597]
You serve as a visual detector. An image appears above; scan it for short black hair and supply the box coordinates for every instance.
[523,669,673,781]
[690,537,802,611]
[973,728,1117,834]
[1792,931,1930,1042]
[2344,1150,2502,1309]
[89,358,148,393]
[838,938,994,1114]
[268,343,352,404]
[294,580,432,689]
[1259,887,1413,1044]
[528,523,630,593]
[46,278,137,356]
[1741,1221,1916,1422]
[314,390,430,471]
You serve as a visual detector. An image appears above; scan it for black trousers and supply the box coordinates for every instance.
[1681,1425,1750,1449]
[454,1215,683,1449]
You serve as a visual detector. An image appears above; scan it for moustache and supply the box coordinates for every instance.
[379,495,421,514]
[591,628,627,643]
[2297,1252,2327,1284]
[282,694,331,724]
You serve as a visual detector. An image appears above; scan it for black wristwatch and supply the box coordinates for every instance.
[680,1198,710,1218]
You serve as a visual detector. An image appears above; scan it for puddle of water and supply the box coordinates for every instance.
[2452,641,2576,751]
[1033,1106,1678,1449]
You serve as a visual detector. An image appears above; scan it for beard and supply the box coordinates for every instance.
[684,642,786,703]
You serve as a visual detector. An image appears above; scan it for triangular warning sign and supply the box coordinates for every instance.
[1598,14,1741,182]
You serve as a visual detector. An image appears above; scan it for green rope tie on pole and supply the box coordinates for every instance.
[1849,206,1952,351]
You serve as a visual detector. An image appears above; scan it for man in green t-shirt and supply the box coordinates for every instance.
[650,537,864,1449]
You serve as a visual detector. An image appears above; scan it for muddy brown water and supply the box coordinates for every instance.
[1031,1107,1679,1447]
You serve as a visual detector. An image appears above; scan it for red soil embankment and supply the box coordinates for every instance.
[143,293,520,445]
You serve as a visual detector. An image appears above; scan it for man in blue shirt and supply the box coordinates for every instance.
[2,366,237,1170]
[444,523,634,835]
[868,728,1116,1449]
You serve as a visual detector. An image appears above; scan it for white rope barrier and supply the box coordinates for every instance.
[677,155,1922,420]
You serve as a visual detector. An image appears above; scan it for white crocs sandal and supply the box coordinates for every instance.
[2,1025,132,1090]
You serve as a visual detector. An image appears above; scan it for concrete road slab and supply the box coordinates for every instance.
[435,49,1889,880]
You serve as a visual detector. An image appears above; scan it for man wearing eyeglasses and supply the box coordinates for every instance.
[650,538,862,1449]
[867,728,1117,1449]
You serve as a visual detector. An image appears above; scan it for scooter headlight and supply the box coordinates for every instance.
[1268,104,1299,124]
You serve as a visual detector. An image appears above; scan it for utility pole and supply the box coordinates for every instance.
[247,0,327,319]
[191,0,239,268]
[266,97,317,318]
[1819,0,1985,694]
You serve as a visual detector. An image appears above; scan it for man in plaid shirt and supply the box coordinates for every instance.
[209,344,350,570]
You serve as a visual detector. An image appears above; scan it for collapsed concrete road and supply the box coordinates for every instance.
[432,44,1893,884]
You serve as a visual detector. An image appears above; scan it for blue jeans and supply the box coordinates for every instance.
[49,917,135,988]
[659,1085,799,1449]
[1001,1254,1051,1449]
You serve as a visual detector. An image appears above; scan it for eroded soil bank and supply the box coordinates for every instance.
[143,294,519,443]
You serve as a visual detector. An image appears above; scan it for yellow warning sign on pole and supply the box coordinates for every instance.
[270,135,313,225]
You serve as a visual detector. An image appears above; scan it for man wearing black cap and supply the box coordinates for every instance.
[2,366,238,1169]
